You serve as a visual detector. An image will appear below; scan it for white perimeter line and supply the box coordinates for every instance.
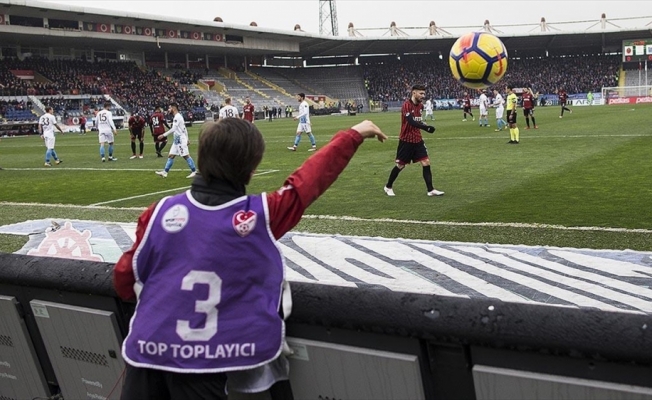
[89,169,279,206]
[1,202,650,234]
[300,215,652,234]
[0,201,146,211]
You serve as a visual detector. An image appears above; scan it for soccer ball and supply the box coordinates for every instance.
[449,32,508,89]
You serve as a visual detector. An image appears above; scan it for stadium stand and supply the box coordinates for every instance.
[0,58,205,120]
[362,54,621,102]
[0,98,37,122]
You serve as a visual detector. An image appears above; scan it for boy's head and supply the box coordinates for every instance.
[198,119,265,186]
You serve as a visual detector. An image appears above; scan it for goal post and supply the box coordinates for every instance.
[601,85,652,105]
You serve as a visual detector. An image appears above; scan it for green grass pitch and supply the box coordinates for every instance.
[1,103,651,253]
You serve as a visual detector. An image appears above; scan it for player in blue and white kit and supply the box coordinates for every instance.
[155,103,197,178]
[492,89,507,132]
[287,93,317,151]
[38,106,64,166]
[424,98,434,121]
[97,102,118,162]
[218,97,241,120]
[478,89,490,127]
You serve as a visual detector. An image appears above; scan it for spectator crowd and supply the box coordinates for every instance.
[0,54,624,122]
[363,54,620,102]
[0,58,206,118]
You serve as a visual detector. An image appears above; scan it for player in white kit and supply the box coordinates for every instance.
[155,103,197,178]
[218,97,241,120]
[96,102,118,162]
[424,98,434,121]
[38,106,64,166]
[492,89,506,132]
[478,89,490,127]
[287,93,317,151]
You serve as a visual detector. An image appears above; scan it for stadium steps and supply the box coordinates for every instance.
[231,73,269,99]
[31,71,52,85]
[244,71,295,103]
[28,95,47,115]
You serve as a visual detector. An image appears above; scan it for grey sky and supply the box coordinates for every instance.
[43,0,652,36]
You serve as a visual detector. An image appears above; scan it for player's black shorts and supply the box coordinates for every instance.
[523,108,534,117]
[463,106,472,113]
[507,110,517,124]
[152,132,167,143]
[130,129,144,140]
[121,365,227,399]
[395,140,429,165]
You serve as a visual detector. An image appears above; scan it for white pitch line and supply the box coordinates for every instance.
[5,167,186,172]
[89,186,190,206]
[0,201,146,211]
[1,202,650,234]
[3,168,281,173]
[88,169,279,206]
[300,214,652,234]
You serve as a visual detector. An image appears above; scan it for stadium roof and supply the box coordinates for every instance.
[1,0,651,58]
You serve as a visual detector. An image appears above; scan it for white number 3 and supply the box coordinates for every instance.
[176,270,222,341]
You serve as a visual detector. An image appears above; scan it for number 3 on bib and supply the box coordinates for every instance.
[176,270,222,341]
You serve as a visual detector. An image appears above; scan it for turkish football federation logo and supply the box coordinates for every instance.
[233,210,257,237]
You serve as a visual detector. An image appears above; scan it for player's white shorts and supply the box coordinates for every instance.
[479,106,488,116]
[296,123,311,134]
[169,136,189,157]
[44,136,55,150]
[425,110,433,116]
[99,131,115,143]
[495,106,504,119]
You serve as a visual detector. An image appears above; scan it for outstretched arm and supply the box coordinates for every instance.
[267,120,386,238]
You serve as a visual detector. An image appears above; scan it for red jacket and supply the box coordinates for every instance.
[113,128,364,300]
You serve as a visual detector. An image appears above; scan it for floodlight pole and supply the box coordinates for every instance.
[319,0,339,36]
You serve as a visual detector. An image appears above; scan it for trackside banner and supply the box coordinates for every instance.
[607,96,652,105]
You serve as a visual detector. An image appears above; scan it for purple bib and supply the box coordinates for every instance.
[123,192,285,373]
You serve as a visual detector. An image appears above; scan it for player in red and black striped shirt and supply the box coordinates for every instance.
[461,92,474,121]
[128,112,147,159]
[522,88,538,129]
[149,106,170,157]
[558,87,572,118]
[384,84,444,197]
[242,97,255,123]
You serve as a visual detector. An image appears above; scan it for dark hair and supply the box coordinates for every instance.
[507,85,514,90]
[104,101,112,109]
[297,93,305,99]
[197,119,265,186]
[170,102,179,109]
[411,84,426,91]
[45,106,53,113]
[225,97,231,104]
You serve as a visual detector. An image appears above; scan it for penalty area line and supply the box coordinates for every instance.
[90,186,190,206]
[89,169,279,206]
[301,215,652,234]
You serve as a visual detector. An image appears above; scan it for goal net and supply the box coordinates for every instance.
[601,85,652,105]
